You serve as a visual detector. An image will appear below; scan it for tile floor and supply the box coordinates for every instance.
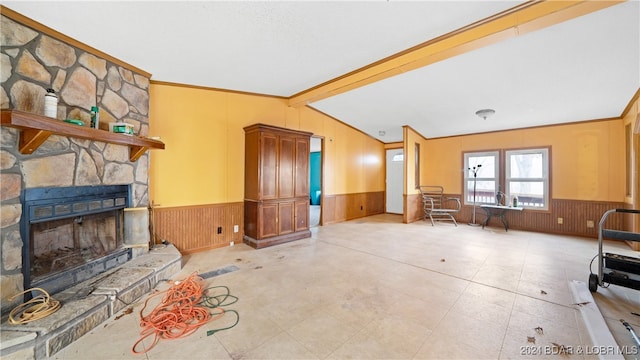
[48,214,640,359]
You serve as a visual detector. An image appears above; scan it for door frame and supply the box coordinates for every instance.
[386,148,404,214]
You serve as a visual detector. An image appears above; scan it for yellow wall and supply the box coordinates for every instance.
[422,119,626,202]
[148,83,385,207]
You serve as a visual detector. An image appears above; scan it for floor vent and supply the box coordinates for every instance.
[200,265,239,279]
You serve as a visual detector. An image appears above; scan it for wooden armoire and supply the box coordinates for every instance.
[243,124,313,249]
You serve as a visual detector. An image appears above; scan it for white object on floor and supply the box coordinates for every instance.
[569,280,624,360]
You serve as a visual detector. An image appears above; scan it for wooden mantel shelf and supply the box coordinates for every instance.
[1,110,164,161]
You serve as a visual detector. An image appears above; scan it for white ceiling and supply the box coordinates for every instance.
[4,1,639,142]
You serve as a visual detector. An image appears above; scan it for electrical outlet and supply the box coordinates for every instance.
[557,217,563,224]
[217,226,222,234]
[586,220,594,228]
[233,225,239,233]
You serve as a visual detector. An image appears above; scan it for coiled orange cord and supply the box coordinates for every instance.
[132,273,224,354]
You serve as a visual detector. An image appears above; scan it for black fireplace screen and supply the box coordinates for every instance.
[21,185,132,295]
[30,210,119,281]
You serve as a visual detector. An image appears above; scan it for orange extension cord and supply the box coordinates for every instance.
[131,273,225,355]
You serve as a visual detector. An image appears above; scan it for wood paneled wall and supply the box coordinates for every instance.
[154,195,634,253]
[153,202,243,254]
[405,193,423,224]
[323,191,385,224]
[410,193,628,239]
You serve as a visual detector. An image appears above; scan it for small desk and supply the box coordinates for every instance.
[480,205,523,231]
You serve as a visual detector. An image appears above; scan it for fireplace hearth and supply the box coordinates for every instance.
[21,185,133,298]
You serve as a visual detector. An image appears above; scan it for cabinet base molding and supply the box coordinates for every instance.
[243,230,311,249]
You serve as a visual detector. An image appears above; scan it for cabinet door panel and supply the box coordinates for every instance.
[295,200,308,232]
[278,202,294,235]
[259,203,278,238]
[279,136,295,198]
[295,138,309,198]
[260,133,278,200]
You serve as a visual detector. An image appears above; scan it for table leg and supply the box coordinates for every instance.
[482,211,491,229]
[499,211,509,231]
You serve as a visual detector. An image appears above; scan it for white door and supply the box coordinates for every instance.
[386,149,404,214]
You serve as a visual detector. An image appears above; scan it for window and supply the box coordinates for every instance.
[463,147,550,210]
[506,148,549,209]
[464,151,499,205]
[392,153,404,162]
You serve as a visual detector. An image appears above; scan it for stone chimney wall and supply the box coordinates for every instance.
[0,13,152,314]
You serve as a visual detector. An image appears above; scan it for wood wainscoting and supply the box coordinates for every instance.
[411,194,630,241]
[153,202,244,254]
[405,193,424,224]
[323,191,385,224]
[498,199,627,238]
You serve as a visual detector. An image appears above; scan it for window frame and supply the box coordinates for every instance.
[505,147,550,210]
[463,150,499,206]
[462,147,551,210]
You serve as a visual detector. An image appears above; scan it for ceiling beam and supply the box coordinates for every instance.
[287,0,624,108]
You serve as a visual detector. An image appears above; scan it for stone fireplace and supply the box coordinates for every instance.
[1,11,154,314]
[21,185,132,298]
[0,10,182,359]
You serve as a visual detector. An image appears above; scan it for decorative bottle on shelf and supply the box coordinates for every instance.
[512,196,518,207]
[90,106,100,129]
[44,88,58,118]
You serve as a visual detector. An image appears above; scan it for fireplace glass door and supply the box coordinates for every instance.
[30,210,122,282]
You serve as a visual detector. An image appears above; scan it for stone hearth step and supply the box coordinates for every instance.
[0,244,181,360]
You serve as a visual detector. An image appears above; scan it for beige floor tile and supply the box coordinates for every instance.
[325,330,411,360]
[499,333,574,360]
[143,330,232,360]
[375,290,451,330]
[504,308,583,350]
[515,276,575,306]
[428,310,507,357]
[472,263,522,292]
[415,328,500,359]
[512,295,579,329]
[239,331,319,359]
[449,291,513,327]
[463,281,517,309]
[210,303,283,357]
[286,309,360,358]
[41,215,639,360]
[321,295,383,331]
[357,314,433,357]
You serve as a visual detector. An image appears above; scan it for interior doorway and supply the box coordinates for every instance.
[386,149,404,214]
[309,137,322,227]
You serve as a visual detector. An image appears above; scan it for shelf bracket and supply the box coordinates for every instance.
[129,146,148,162]
[19,128,53,154]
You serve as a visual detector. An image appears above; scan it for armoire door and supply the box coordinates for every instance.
[259,203,278,239]
[294,137,309,198]
[278,136,295,199]
[278,201,295,235]
[295,200,308,232]
[260,132,278,200]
